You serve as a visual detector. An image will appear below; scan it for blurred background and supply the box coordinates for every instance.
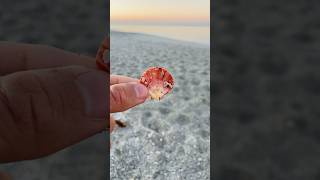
[213,0,320,179]
[0,0,108,179]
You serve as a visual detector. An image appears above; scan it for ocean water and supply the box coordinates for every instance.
[111,24,210,45]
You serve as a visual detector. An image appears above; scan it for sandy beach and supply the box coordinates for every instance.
[110,31,210,179]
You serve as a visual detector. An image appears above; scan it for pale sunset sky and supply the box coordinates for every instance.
[111,0,210,26]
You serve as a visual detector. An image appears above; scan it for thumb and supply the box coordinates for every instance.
[110,82,149,113]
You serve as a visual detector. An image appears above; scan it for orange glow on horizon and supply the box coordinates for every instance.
[111,15,209,22]
[111,0,209,25]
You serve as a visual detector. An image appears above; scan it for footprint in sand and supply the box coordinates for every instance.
[175,114,191,126]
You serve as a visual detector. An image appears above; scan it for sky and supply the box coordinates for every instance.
[111,0,210,26]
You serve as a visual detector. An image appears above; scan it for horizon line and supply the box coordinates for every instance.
[111,20,210,27]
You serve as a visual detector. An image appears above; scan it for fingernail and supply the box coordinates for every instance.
[134,84,148,98]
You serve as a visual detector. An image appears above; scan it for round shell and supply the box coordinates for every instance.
[140,67,174,100]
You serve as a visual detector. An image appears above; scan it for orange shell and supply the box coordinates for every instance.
[140,67,174,100]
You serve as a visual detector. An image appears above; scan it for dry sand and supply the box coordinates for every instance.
[110,31,210,180]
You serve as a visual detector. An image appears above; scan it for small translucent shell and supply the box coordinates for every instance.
[140,67,174,100]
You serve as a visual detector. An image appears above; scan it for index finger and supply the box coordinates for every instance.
[111,75,138,85]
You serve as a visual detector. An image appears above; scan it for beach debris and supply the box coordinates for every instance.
[115,120,126,127]
[140,67,174,100]
[112,112,127,128]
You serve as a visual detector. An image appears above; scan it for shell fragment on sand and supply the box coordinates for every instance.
[112,112,127,128]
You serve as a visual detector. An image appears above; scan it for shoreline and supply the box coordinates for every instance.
[110,30,210,47]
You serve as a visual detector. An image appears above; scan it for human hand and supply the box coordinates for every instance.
[96,37,149,142]
[109,75,149,132]
[96,37,149,131]
[0,42,109,163]
[0,42,149,163]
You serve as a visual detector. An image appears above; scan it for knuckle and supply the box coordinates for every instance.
[110,86,127,106]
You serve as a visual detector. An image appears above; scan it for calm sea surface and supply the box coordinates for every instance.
[111,24,210,45]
